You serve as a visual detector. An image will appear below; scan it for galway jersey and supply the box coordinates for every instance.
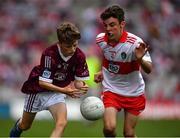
[96,31,152,97]
[21,43,89,94]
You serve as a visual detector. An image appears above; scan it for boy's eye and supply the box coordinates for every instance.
[110,23,115,27]
[103,23,115,28]
[73,44,77,47]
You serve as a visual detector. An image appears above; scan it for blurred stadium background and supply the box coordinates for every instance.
[0,0,180,137]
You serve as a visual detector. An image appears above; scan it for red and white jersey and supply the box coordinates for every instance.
[96,31,152,97]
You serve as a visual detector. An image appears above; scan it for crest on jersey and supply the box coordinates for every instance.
[121,52,127,60]
[54,72,67,81]
[42,69,51,79]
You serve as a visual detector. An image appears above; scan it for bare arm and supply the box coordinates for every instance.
[138,59,152,74]
[39,80,84,98]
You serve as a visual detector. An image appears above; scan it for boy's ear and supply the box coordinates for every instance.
[120,21,126,28]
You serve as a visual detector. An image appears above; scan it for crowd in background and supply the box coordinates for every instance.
[0,0,179,102]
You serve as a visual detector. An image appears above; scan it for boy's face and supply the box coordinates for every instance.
[60,40,78,57]
[103,17,125,42]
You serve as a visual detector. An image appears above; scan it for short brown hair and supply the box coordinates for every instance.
[100,5,125,22]
[57,22,81,44]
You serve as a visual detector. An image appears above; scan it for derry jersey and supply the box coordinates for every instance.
[96,31,152,97]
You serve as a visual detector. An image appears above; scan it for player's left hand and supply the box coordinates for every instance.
[135,42,149,61]
[74,81,88,90]
[71,85,89,98]
[71,81,89,98]
[77,83,89,95]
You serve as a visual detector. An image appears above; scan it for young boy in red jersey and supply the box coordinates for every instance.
[94,5,152,137]
[10,22,89,137]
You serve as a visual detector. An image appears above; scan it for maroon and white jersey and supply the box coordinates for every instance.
[21,43,89,94]
[96,31,152,97]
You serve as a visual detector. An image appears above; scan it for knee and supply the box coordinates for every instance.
[103,124,116,137]
[55,120,67,129]
[104,125,116,133]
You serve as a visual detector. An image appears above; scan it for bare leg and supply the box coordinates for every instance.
[103,107,118,137]
[48,103,67,138]
[123,111,138,138]
[19,111,36,130]
[10,111,36,137]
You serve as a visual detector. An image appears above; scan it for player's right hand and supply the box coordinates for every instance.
[72,90,87,98]
[94,71,103,83]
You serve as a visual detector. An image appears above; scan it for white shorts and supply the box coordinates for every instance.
[23,92,66,113]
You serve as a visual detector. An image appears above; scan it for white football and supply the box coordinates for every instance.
[80,96,105,121]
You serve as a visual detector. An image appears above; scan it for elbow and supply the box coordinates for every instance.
[146,69,152,74]
[39,80,43,86]
[144,62,153,74]
[145,65,153,74]
[39,80,46,88]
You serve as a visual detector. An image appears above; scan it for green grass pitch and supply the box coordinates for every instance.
[1,118,180,137]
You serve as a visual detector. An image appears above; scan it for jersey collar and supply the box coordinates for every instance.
[57,44,72,62]
[119,31,128,43]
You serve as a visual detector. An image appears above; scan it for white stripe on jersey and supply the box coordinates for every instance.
[45,56,51,69]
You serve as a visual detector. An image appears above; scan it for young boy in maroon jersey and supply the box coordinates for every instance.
[10,22,89,137]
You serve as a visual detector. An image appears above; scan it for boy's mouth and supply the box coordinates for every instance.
[107,32,113,37]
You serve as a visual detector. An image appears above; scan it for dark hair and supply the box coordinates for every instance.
[100,5,125,22]
[57,22,81,44]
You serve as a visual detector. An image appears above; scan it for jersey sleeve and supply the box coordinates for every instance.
[96,33,107,49]
[75,53,89,81]
[39,51,54,83]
